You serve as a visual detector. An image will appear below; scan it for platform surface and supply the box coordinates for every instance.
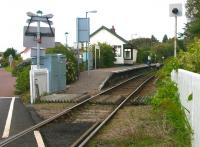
[66,64,148,95]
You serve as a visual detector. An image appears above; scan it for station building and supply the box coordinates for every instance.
[90,26,138,65]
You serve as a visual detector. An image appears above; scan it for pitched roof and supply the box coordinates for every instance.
[90,26,128,44]
[19,48,30,55]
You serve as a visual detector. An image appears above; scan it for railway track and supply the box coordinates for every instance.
[0,72,154,147]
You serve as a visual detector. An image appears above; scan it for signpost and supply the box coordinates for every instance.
[76,17,90,74]
[24,10,55,68]
[24,10,55,104]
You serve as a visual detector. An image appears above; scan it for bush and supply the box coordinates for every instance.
[151,58,191,146]
[91,43,116,68]
[15,66,30,94]
[12,59,31,76]
[46,44,77,83]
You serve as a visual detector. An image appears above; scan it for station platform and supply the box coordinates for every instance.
[66,64,149,95]
[40,64,154,102]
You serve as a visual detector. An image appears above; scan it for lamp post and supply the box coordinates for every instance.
[65,32,68,47]
[85,10,97,73]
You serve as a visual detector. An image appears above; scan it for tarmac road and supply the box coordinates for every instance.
[0,69,38,146]
[0,97,38,147]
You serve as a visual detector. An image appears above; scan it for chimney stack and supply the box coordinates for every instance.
[111,25,115,33]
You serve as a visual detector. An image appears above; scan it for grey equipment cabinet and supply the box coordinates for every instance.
[41,54,66,93]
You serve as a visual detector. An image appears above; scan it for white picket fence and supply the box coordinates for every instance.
[171,69,200,147]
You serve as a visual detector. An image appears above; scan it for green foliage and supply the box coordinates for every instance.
[3,48,17,59]
[129,38,153,49]
[162,34,168,43]
[178,38,200,73]
[1,48,22,67]
[90,136,161,147]
[151,35,159,43]
[186,0,200,19]
[92,43,116,68]
[151,56,192,146]
[136,48,150,63]
[129,38,154,63]
[157,57,180,79]
[12,59,31,76]
[15,66,30,94]
[46,44,77,83]
[185,0,200,39]
[1,58,9,67]
[188,93,193,101]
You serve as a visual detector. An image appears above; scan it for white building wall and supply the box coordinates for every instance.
[132,49,138,63]
[21,50,31,60]
[90,30,125,64]
[171,69,200,147]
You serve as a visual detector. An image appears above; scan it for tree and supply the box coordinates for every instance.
[3,48,17,59]
[186,0,200,18]
[1,48,21,67]
[151,35,159,43]
[92,43,116,68]
[162,34,168,43]
[185,0,200,39]
[128,37,158,63]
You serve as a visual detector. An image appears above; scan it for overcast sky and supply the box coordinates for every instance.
[0,0,187,52]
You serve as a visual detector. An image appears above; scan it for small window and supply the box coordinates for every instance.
[124,49,132,59]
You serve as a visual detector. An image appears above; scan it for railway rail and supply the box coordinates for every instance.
[0,72,154,147]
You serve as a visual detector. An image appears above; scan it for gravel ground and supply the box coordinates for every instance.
[30,103,76,120]
[87,79,175,146]
[88,106,174,147]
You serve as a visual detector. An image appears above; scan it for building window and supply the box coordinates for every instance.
[113,45,121,57]
[124,49,132,59]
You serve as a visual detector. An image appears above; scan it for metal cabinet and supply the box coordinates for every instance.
[41,54,66,93]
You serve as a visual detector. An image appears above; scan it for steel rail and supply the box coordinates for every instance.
[0,73,145,147]
[74,75,154,147]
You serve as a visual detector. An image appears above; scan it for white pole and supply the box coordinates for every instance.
[86,42,89,75]
[77,43,80,79]
[99,46,100,68]
[37,20,41,68]
[95,45,97,69]
[174,15,177,57]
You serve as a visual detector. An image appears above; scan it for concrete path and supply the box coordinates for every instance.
[0,68,16,97]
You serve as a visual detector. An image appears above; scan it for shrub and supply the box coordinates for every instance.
[12,59,31,76]
[91,43,116,68]
[151,57,191,146]
[46,44,77,83]
[15,66,30,94]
